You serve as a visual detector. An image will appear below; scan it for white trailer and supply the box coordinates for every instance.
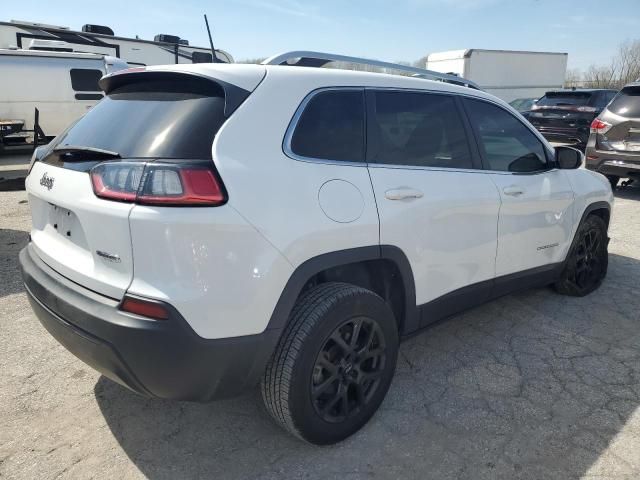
[426,49,568,103]
[0,19,233,66]
[0,49,128,152]
[0,18,234,153]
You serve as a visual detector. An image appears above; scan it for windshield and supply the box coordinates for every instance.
[607,86,640,118]
[53,82,227,159]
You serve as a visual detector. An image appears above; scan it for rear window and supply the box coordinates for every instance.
[608,86,640,118]
[53,78,227,159]
[536,92,593,107]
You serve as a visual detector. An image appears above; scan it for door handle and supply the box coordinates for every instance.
[384,188,424,201]
[503,186,525,196]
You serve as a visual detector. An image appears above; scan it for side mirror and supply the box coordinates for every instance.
[555,146,583,169]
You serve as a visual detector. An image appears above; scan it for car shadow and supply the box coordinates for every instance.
[0,178,26,192]
[614,182,640,200]
[94,252,640,479]
[0,228,29,298]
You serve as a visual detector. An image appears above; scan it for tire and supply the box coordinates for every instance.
[606,175,620,190]
[261,282,399,445]
[554,214,608,296]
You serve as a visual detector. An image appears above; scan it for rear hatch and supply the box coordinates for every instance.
[528,91,597,141]
[599,85,640,154]
[26,66,264,299]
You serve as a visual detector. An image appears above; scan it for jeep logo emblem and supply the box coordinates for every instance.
[40,172,54,190]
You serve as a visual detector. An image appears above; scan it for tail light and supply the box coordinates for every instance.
[90,161,226,206]
[590,118,612,134]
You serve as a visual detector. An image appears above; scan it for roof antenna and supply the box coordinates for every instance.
[203,14,218,63]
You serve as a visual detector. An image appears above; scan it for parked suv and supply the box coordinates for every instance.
[20,58,613,445]
[586,82,640,188]
[525,89,618,149]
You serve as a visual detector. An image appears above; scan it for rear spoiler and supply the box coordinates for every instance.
[99,69,251,117]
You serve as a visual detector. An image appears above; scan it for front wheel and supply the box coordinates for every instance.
[261,282,399,445]
[554,215,608,296]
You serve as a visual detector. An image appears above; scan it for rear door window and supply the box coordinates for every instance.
[608,86,640,117]
[54,77,228,159]
[290,89,365,162]
[366,90,473,169]
[464,98,548,173]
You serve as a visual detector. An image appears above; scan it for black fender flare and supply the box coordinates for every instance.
[562,200,611,264]
[265,245,418,335]
[578,200,611,227]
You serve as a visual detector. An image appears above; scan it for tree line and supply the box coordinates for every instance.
[566,39,640,89]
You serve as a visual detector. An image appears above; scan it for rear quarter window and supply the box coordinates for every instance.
[289,89,365,162]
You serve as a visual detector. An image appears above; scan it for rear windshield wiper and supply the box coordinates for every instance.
[53,145,121,158]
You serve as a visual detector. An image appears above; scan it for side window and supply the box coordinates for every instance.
[464,98,547,173]
[290,90,364,162]
[192,52,213,63]
[69,69,104,101]
[69,69,102,92]
[367,90,473,169]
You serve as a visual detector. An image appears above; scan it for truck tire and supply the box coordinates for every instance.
[261,282,399,445]
[554,215,608,297]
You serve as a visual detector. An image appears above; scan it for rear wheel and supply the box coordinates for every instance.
[554,215,608,296]
[261,282,399,445]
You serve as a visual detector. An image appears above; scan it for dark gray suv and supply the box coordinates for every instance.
[586,83,640,188]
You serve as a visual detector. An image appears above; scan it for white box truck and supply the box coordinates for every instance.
[426,49,568,103]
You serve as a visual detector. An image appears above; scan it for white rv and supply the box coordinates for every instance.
[0,20,233,65]
[426,49,568,102]
[0,19,233,152]
[0,49,128,152]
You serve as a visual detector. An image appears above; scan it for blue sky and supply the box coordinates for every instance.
[6,0,640,70]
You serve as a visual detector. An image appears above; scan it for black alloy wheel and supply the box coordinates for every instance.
[262,282,399,445]
[555,214,608,296]
[310,317,386,423]
[572,226,605,290]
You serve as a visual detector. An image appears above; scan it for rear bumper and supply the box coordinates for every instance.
[585,148,640,178]
[19,243,281,401]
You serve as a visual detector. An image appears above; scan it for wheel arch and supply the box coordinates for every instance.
[579,200,611,229]
[562,200,611,264]
[265,245,418,336]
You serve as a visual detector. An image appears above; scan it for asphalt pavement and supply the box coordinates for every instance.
[1,186,639,479]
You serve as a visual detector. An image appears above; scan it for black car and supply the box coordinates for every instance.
[585,82,640,188]
[525,89,618,149]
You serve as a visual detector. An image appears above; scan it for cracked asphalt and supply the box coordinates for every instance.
[1,185,639,479]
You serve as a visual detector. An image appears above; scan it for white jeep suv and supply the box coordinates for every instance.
[20,52,613,445]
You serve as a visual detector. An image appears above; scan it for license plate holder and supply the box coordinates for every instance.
[49,204,75,238]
